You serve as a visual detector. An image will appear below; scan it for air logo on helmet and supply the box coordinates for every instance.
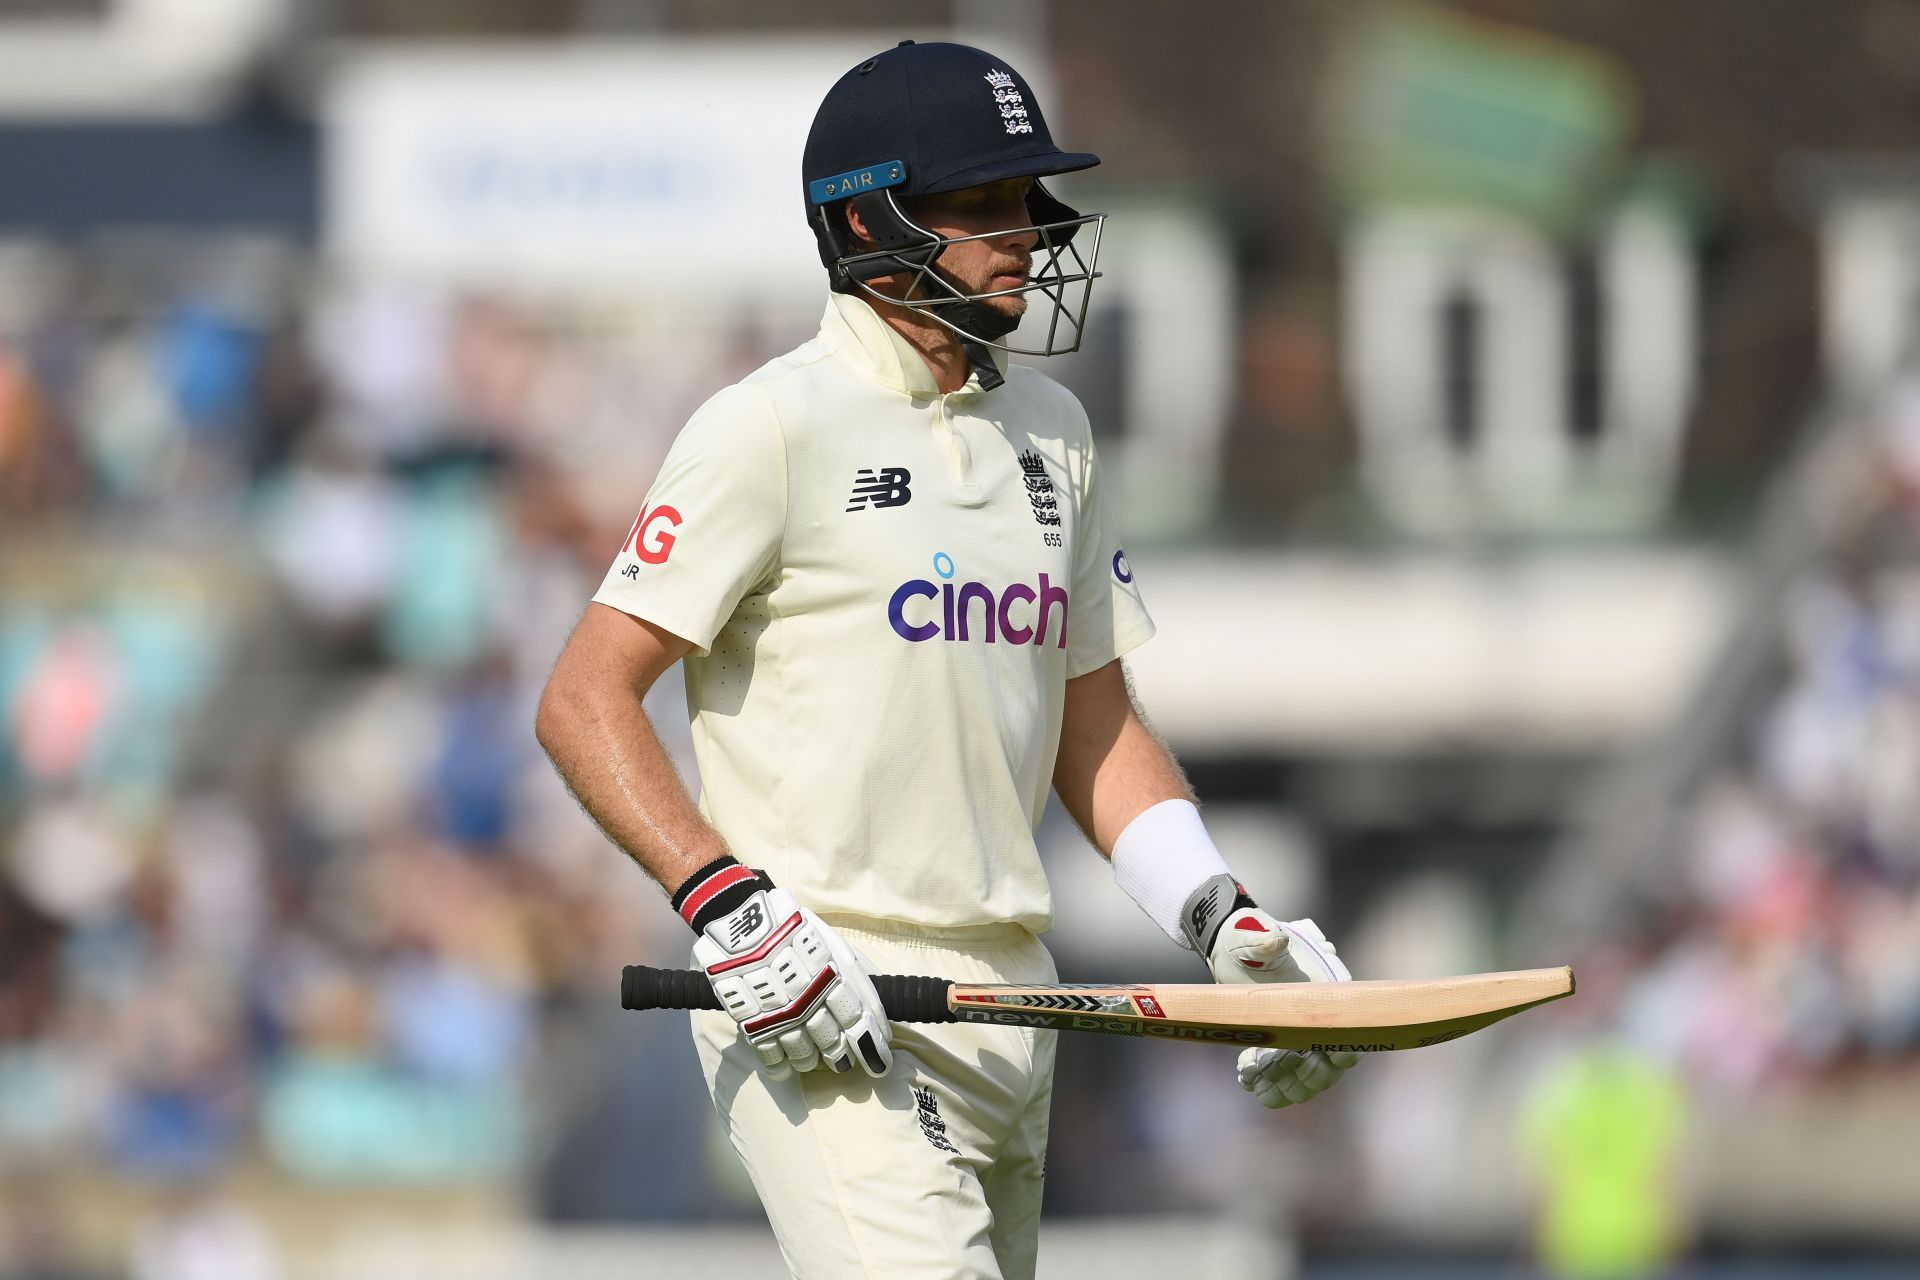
[808,160,907,207]
[982,70,1033,136]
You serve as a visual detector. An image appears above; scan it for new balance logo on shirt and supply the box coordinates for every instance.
[847,467,913,511]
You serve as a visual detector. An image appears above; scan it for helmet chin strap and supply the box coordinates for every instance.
[940,300,1020,339]
[959,338,1005,392]
[926,269,1016,391]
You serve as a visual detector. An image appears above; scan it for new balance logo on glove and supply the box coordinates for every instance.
[1186,883,1224,947]
[727,902,765,947]
[1182,875,1254,956]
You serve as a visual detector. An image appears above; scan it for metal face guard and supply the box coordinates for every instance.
[836,191,1106,357]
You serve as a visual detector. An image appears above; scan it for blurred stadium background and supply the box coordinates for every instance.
[4,1,1920,1277]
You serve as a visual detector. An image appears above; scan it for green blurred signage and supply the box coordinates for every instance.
[1332,4,1633,232]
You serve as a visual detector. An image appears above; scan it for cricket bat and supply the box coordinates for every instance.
[620,964,1574,1052]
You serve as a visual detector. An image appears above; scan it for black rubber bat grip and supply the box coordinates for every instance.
[621,966,955,1024]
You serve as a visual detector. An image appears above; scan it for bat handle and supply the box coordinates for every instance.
[620,965,956,1024]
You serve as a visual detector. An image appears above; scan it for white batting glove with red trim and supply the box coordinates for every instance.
[1181,874,1360,1109]
[674,857,892,1081]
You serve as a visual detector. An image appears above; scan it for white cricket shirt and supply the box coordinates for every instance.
[592,293,1154,933]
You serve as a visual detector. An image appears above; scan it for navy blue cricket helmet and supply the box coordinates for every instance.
[803,40,1106,359]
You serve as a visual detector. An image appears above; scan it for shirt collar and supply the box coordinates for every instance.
[821,291,1006,398]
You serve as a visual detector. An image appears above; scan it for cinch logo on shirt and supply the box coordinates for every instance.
[887,553,1068,647]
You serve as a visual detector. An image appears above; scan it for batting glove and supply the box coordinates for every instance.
[1181,874,1360,1109]
[674,857,893,1081]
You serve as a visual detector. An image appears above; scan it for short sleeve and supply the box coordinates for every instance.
[590,384,786,655]
[1066,425,1155,679]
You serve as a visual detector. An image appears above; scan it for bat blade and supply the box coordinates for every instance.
[944,966,1574,1051]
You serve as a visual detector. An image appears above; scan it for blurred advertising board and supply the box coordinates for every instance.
[1329,3,1633,234]
[324,40,957,302]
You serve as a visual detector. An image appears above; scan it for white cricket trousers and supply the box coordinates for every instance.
[693,916,1059,1280]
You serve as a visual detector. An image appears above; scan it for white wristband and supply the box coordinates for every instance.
[1109,799,1234,949]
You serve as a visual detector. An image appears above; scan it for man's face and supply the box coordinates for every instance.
[888,178,1042,319]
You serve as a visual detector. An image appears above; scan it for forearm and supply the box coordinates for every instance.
[1053,662,1192,856]
[535,681,728,895]
[1055,659,1239,953]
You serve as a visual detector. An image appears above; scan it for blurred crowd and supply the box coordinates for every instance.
[0,239,805,1268]
[1603,388,1920,1092]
